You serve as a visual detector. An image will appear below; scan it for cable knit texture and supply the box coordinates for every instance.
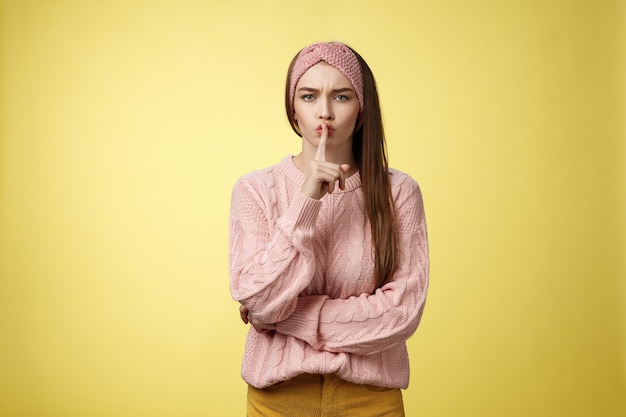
[229,156,429,389]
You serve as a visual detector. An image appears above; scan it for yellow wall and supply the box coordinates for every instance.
[0,1,623,416]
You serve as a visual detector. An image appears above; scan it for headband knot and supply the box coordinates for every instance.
[288,42,364,117]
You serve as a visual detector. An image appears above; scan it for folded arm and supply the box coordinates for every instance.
[229,177,322,324]
[274,177,429,354]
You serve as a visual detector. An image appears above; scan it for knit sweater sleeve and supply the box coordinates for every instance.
[274,174,429,354]
[229,172,321,323]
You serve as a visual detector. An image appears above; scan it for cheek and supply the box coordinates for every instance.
[346,108,360,125]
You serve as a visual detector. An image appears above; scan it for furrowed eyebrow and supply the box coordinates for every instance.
[297,87,355,94]
[332,88,354,94]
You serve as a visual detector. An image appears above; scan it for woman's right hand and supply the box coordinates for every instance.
[301,124,350,200]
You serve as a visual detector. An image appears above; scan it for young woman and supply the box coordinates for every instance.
[229,41,429,417]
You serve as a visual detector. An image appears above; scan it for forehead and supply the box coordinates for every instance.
[296,61,354,89]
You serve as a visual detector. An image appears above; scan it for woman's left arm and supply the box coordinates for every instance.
[274,175,429,354]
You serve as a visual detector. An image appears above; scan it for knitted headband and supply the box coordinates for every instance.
[288,42,364,116]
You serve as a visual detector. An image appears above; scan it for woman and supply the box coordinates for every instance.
[229,41,429,417]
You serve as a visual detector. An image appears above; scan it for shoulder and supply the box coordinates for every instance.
[229,163,282,217]
[235,166,275,189]
[233,157,291,191]
[388,168,422,197]
[388,168,427,228]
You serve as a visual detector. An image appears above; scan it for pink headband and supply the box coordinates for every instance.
[288,42,364,116]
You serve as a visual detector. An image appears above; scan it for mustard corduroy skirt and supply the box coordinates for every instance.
[247,373,405,417]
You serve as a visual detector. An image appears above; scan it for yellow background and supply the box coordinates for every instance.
[1,1,624,416]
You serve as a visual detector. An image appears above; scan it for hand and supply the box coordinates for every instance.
[239,304,276,333]
[239,304,249,324]
[301,124,351,200]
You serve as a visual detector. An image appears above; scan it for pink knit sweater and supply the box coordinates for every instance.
[229,156,429,389]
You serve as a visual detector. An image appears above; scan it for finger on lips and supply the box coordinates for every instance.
[315,124,327,162]
[307,123,352,197]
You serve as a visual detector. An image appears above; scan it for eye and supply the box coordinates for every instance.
[335,95,349,101]
[301,94,315,101]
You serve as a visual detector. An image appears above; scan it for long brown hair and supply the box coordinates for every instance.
[285,45,398,288]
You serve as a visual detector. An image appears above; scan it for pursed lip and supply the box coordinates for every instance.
[316,124,335,135]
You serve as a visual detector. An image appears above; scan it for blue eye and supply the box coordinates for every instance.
[335,95,348,101]
[301,94,315,101]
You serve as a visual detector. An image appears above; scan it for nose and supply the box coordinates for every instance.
[318,98,334,120]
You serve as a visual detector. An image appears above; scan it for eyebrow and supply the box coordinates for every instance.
[297,87,355,94]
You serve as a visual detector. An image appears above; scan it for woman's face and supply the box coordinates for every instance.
[293,62,360,152]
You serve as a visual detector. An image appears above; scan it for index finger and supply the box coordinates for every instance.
[315,124,327,162]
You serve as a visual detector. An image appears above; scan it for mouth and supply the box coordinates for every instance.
[317,125,335,136]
